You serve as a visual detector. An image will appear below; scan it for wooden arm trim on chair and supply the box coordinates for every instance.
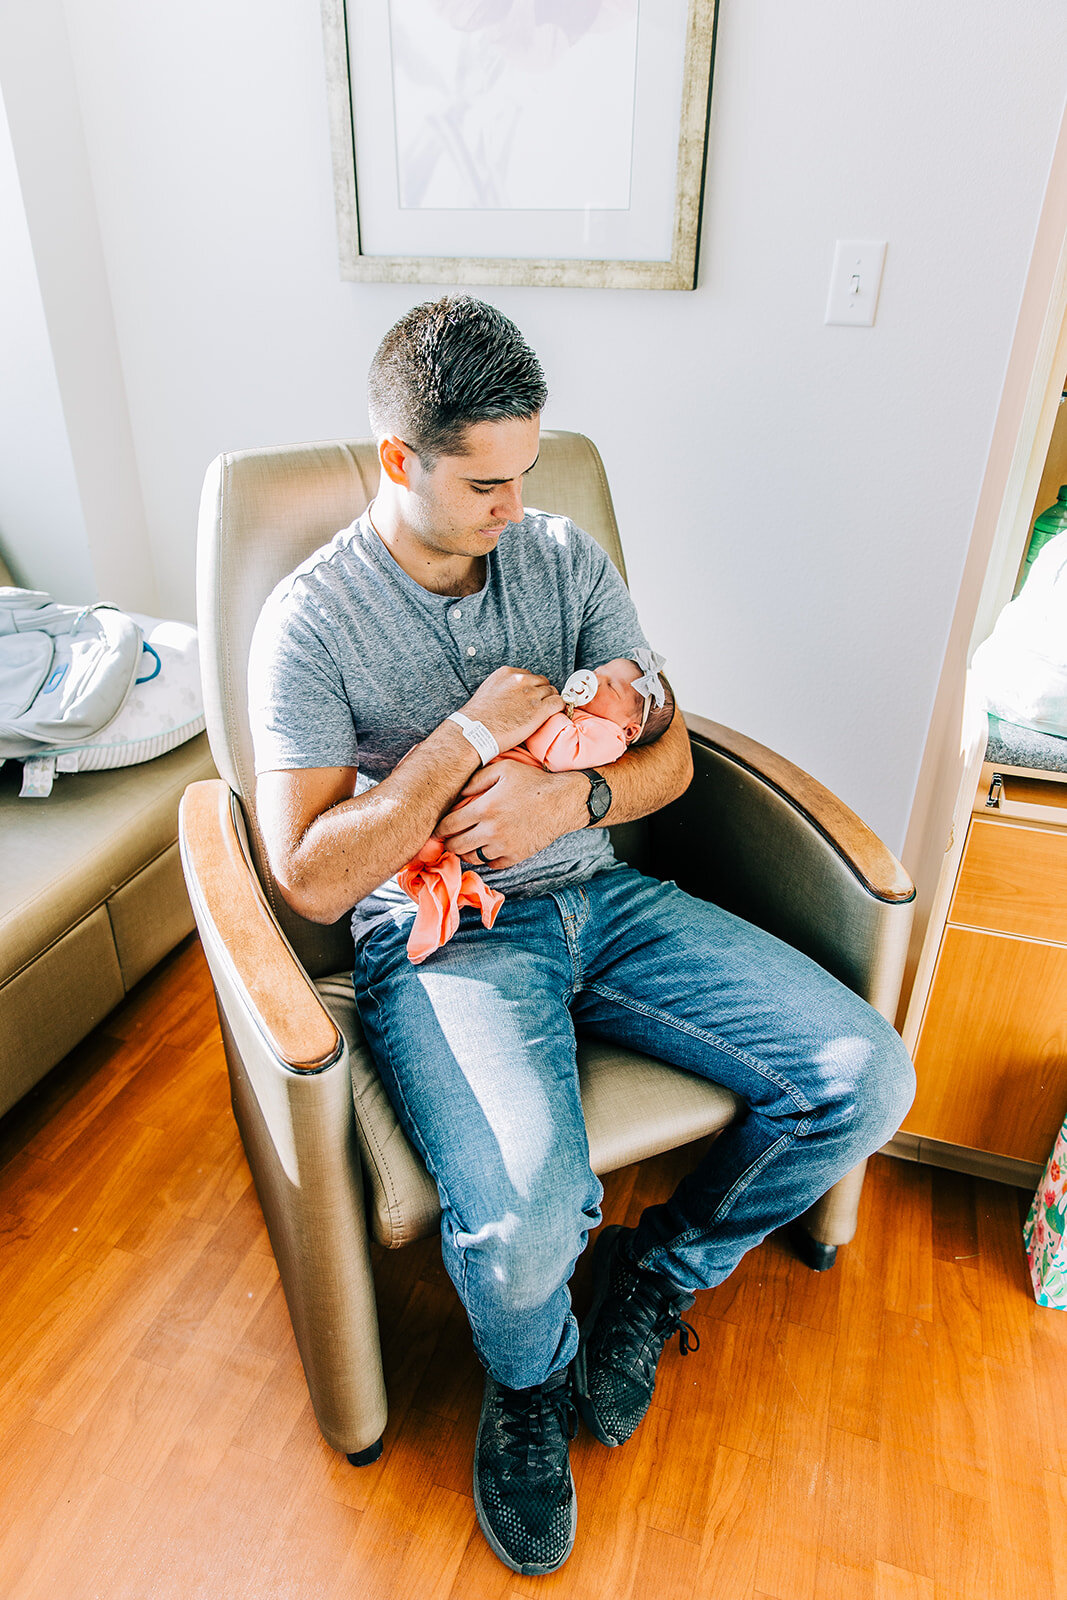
[180,779,343,1072]
[684,712,915,905]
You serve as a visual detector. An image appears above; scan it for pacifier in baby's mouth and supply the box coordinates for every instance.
[560,668,599,708]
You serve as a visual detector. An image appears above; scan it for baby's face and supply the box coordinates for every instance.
[587,659,645,742]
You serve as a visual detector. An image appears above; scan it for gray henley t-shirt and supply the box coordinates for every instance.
[247,507,650,939]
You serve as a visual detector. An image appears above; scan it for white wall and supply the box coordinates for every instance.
[10,0,1067,855]
[0,0,157,611]
[0,86,95,600]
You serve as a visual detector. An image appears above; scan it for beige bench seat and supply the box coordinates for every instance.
[0,732,216,1116]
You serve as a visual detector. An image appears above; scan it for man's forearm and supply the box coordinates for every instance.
[267,722,480,923]
[597,704,693,827]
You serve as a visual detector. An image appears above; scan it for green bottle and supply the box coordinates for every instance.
[1020,485,1067,589]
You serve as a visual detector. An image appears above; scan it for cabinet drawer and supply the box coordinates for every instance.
[907,926,1067,1163]
[949,817,1067,943]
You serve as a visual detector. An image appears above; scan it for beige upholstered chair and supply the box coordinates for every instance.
[179,432,915,1466]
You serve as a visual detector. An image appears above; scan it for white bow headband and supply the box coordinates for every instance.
[630,648,666,710]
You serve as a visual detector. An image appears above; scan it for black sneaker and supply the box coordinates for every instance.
[575,1224,699,1447]
[473,1368,578,1575]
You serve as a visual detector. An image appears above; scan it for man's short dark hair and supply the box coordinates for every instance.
[632,678,676,748]
[367,296,548,465]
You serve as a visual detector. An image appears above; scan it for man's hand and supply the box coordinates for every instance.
[461,667,565,754]
[437,761,588,869]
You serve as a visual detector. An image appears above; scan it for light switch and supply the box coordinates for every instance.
[825,239,887,326]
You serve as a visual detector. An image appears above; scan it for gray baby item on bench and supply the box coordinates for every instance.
[0,588,147,794]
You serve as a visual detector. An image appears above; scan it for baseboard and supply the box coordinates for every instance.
[882,1130,1043,1191]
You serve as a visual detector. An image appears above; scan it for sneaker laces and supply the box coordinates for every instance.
[611,1274,701,1389]
[496,1377,578,1491]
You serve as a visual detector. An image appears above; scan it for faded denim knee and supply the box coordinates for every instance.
[451,1171,601,1315]
[442,1164,603,1388]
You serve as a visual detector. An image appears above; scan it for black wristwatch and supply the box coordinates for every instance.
[581,768,612,825]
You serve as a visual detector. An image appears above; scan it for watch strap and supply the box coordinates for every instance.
[581,767,611,823]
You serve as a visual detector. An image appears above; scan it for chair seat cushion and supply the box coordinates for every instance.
[316,972,741,1250]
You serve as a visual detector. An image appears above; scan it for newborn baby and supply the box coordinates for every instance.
[398,653,672,964]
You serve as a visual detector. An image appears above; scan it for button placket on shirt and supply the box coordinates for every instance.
[446,600,480,684]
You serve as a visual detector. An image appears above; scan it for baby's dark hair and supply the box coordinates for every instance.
[632,678,676,747]
[367,296,547,466]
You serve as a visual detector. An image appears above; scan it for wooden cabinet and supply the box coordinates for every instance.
[904,765,1067,1166]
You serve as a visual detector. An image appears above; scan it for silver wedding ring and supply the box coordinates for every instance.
[475,846,490,866]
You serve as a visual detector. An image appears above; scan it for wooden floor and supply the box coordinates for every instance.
[1,937,1064,1600]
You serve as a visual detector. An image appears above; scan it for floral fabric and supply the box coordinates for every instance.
[1023,1122,1067,1308]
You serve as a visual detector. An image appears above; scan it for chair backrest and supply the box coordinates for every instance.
[197,430,631,978]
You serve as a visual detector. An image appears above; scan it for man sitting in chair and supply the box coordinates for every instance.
[249,296,914,1578]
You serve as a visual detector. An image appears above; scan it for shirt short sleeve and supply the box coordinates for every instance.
[574,536,650,673]
[247,587,360,773]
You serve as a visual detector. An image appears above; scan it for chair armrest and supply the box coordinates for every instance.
[647,714,915,1021]
[682,713,914,903]
[178,779,341,1072]
[179,778,387,1455]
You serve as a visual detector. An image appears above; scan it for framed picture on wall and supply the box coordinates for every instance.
[321,0,718,290]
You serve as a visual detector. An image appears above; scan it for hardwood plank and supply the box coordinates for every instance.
[104,1342,275,1492]
[813,1556,876,1600]
[0,1244,153,1419]
[880,1159,934,1322]
[930,1167,978,1265]
[230,1341,310,1462]
[984,1355,1053,1599]
[753,1321,834,1600]
[445,1531,520,1600]
[872,1564,935,1600]
[828,1224,886,1443]
[378,1481,474,1600]
[1045,1472,1067,1600]
[876,1444,994,1593]
[6,1467,144,1600]
[626,1524,704,1600]
[550,1406,662,1598]
[255,1476,363,1600]
[820,1426,880,1571]
[879,1312,936,1460]
[931,1259,988,1496]
[103,1442,295,1600]
[0,1418,85,1589]
[1033,1304,1067,1475]
[692,1445,767,1600]
[977,1184,1035,1368]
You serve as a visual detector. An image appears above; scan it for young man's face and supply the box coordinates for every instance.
[400,415,541,560]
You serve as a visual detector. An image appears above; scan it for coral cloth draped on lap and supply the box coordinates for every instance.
[397,709,627,963]
[396,838,506,965]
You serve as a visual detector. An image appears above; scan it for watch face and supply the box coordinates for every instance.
[586,772,611,823]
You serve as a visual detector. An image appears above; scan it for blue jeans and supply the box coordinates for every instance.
[353,864,914,1390]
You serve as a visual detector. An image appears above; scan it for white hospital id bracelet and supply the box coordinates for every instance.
[447,711,499,765]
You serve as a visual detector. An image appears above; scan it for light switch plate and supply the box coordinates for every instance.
[825,239,887,326]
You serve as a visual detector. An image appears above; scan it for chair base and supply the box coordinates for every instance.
[347,1438,384,1467]
[790,1226,839,1273]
